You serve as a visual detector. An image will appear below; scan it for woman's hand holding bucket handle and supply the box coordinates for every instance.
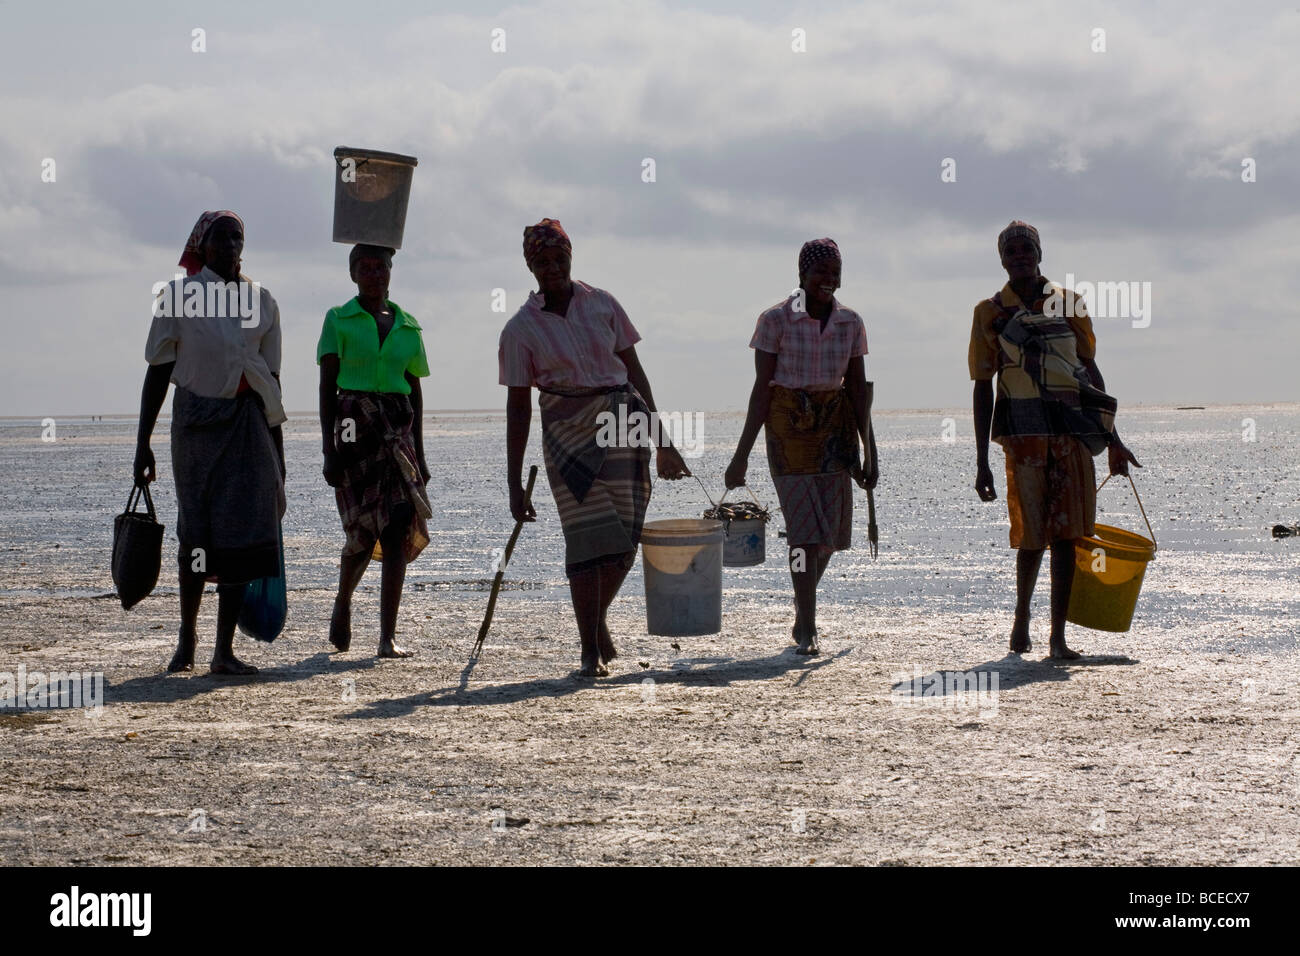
[724,454,746,490]
[1108,437,1141,477]
[656,444,691,481]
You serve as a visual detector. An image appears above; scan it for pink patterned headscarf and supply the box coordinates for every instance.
[522,218,571,268]
[179,210,244,276]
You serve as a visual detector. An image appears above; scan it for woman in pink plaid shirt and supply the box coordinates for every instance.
[499,219,691,677]
[725,238,878,655]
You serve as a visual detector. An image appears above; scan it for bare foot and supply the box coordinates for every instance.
[795,629,820,656]
[209,654,258,676]
[597,622,617,664]
[329,599,352,652]
[1049,640,1081,660]
[167,628,196,672]
[378,638,414,659]
[791,615,806,645]
[1009,617,1032,654]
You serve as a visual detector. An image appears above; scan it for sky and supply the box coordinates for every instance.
[1,0,1298,416]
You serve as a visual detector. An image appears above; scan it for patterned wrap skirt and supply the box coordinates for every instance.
[332,390,431,562]
[538,384,653,576]
[765,385,859,555]
[1002,435,1096,550]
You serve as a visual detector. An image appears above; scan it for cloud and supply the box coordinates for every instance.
[1,0,1298,417]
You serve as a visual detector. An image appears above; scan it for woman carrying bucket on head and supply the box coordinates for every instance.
[725,238,877,656]
[318,243,432,659]
[499,218,691,678]
[969,220,1140,659]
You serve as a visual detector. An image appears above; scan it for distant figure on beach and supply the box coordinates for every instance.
[499,219,691,677]
[969,220,1140,658]
[134,211,286,675]
[725,238,877,655]
[318,244,432,659]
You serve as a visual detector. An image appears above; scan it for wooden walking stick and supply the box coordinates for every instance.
[867,487,879,560]
[473,465,538,657]
[864,380,878,560]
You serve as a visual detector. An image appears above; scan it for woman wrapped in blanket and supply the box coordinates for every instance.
[725,238,878,656]
[970,220,1139,658]
[318,244,432,659]
[134,211,286,676]
[500,219,691,678]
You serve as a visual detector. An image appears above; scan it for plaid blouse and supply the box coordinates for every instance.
[498,280,641,389]
[749,294,868,390]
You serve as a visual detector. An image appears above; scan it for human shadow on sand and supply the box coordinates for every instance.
[340,647,853,721]
[104,652,379,706]
[889,652,1139,698]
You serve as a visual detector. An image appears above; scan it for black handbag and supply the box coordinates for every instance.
[112,482,164,610]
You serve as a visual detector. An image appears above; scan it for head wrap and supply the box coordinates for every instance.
[798,238,841,278]
[997,220,1041,260]
[522,218,572,268]
[349,243,395,272]
[178,210,244,276]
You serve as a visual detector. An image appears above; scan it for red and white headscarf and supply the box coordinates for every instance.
[178,210,244,276]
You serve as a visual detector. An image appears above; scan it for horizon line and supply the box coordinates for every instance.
[3,400,1299,421]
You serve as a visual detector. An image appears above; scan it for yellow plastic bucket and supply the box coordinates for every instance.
[1066,474,1156,633]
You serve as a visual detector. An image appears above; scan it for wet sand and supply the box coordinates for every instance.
[1,586,1296,865]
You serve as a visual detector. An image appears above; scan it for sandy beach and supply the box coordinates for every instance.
[1,406,1297,865]
[1,586,1297,866]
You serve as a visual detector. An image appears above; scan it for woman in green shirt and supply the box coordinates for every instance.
[318,244,432,658]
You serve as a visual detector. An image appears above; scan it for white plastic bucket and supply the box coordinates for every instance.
[332,146,418,250]
[641,519,723,636]
[721,517,765,567]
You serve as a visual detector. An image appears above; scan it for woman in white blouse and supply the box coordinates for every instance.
[133,211,286,676]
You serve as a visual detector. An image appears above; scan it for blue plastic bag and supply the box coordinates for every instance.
[238,522,287,642]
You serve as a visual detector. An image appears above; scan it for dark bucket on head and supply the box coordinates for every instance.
[333,146,418,250]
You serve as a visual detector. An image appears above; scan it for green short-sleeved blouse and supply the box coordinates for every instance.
[317,297,430,394]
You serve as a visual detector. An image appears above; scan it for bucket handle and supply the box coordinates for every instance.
[694,475,766,515]
[692,474,718,510]
[1096,472,1156,552]
[717,483,766,512]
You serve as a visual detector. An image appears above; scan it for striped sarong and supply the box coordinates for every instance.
[538,384,652,575]
[765,385,858,553]
[333,390,431,562]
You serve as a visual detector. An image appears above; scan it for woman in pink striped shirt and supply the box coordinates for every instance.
[725,239,878,655]
[499,219,690,677]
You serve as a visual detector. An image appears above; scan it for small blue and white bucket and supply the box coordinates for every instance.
[701,485,769,568]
